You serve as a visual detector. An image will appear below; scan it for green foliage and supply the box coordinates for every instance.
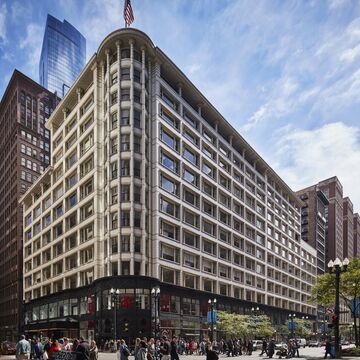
[311,257,360,313]
[216,311,274,339]
[279,319,313,338]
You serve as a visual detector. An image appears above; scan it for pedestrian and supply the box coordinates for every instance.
[246,341,253,355]
[135,341,148,360]
[134,338,141,358]
[48,340,60,359]
[267,339,275,359]
[76,337,90,360]
[160,336,170,360]
[73,339,79,352]
[89,340,98,360]
[147,338,155,360]
[62,338,71,352]
[260,339,267,356]
[16,335,31,360]
[170,337,179,360]
[119,339,130,360]
[206,341,218,360]
[324,339,334,359]
[293,340,300,358]
[34,339,43,360]
[226,339,233,357]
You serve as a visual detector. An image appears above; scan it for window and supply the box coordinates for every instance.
[134,69,141,83]
[67,193,77,209]
[120,109,130,125]
[134,135,141,153]
[121,67,130,80]
[133,160,141,177]
[134,89,141,104]
[111,187,118,204]
[120,134,130,151]
[111,72,118,85]
[111,91,118,105]
[134,110,141,129]
[183,231,199,249]
[183,210,199,228]
[160,197,179,218]
[111,162,118,179]
[161,244,179,263]
[121,88,130,101]
[202,162,215,178]
[121,211,130,227]
[183,168,198,186]
[160,174,179,195]
[81,201,93,220]
[160,221,179,241]
[120,185,130,202]
[134,211,141,228]
[160,152,178,173]
[120,160,130,176]
[183,188,199,207]
[121,235,130,252]
[160,108,178,129]
[111,112,118,129]
[183,147,198,165]
[161,128,178,151]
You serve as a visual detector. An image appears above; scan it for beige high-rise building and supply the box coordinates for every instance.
[21,28,316,341]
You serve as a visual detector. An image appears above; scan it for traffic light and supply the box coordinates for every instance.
[332,314,337,322]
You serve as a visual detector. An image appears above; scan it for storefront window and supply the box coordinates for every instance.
[33,307,40,321]
[49,302,58,318]
[70,298,78,315]
[40,304,48,319]
[170,296,180,313]
[182,298,199,316]
[59,300,69,317]
[80,297,88,315]
[135,289,149,310]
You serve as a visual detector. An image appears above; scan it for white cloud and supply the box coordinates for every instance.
[328,0,350,9]
[0,2,7,44]
[19,23,43,80]
[272,122,360,210]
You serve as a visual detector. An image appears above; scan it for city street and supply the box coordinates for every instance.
[2,347,357,360]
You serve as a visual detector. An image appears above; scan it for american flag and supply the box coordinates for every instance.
[124,0,134,27]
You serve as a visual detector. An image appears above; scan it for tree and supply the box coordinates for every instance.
[311,257,360,346]
[216,311,274,339]
[279,318,313,339]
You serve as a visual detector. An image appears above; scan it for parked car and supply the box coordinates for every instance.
[252,340,263,350]
[291,338,307,348]
[0,341,16,355]
[275,342,288,350]
[308,340,320,347]
[341,340,350,346]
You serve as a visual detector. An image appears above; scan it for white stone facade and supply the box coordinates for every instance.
[22,28,317,316]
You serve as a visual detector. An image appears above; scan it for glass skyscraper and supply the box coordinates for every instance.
[39,14,86,98]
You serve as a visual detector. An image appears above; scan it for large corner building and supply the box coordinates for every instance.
[22,29,317,341]
[39,14,86,98]
[0,70,57,341]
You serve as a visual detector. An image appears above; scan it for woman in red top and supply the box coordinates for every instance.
[49,340,60,359]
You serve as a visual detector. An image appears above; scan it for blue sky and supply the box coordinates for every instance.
[1,0,360,210]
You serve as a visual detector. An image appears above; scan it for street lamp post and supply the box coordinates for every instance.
[151,287,161,341]
[328,257,350,358]
[110,288,120,340]
[251,307,260,339]
[208,298,217,342]
[289,313,296,339]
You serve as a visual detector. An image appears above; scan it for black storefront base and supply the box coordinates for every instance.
[23,275,316,345]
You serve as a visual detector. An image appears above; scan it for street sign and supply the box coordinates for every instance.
[207,310,217,324]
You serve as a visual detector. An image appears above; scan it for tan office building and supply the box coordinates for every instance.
[21,28,316,341]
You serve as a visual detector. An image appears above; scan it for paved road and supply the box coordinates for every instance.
[0,347,358,360]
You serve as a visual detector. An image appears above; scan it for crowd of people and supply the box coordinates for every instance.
[15,334,335,360]
[15,335,98,360]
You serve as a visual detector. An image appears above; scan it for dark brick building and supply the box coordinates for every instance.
[354,213,360,257]
[0,70,58,341]
[343,197,354,259]
[317,177,344,263]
